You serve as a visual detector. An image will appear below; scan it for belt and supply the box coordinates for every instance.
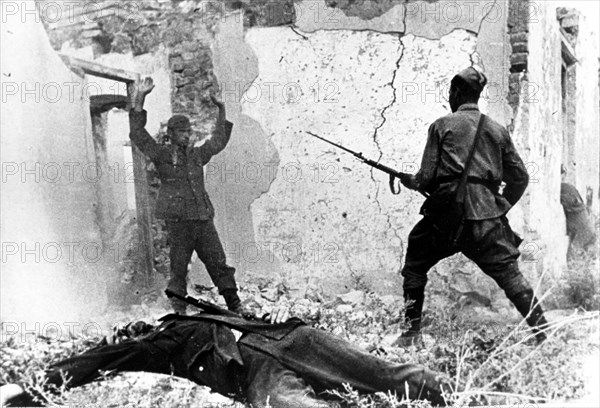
[436,175,501,191]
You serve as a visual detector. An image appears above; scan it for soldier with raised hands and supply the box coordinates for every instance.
[128,77,246,316]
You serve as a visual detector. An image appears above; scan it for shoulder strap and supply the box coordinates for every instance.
[456,114,486,203]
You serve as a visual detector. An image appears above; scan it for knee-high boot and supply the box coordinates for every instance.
[394,286,426,347]
[507,289,549,343]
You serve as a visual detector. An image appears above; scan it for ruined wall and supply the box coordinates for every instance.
[508,0,599,288]
[506,0,567,285]
[34,0,599,304]
[242,0,515,296]
[36,0,514,299]
[572,8,600,213]
[1,7,105,323]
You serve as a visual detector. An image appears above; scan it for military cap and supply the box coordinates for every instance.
[452,66,487,93]
[167,115,191,130]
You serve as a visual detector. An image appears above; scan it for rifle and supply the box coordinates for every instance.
[305,131,427,197]
[165,289,242,318]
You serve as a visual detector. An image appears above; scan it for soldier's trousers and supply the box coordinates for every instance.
[401,215,531,297]
[166,219,237,300]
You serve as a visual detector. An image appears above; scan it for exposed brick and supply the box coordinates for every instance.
[509,73,523,83]
[509,32,528,44]
[508,80,521,96]
[132,25,160,55]
[80,29,104,39]
[511,42,528,53]
[510,53,528,69]
[182,85,197,97]
[173,74,192,87]
[171,61,185,72]
[561,15,579,30]
[111,32,133,53]
[182,52,196,60]
[183,68,202,78]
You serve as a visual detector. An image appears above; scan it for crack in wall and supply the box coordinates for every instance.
[251,17,484,281]
[369,29,405,256]
[289,25,309,40]
[477,0,498,35]
[471,0,498,73]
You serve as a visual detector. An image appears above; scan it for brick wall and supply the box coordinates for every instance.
[506,0,529,121]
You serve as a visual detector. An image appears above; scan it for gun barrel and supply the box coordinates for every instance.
[305,131,362,157]
[305,130,428,198]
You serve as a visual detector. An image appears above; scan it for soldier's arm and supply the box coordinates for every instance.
[128,77,164,162]
[414,122,440,193]
[501,130,529,206]
[197,96,234,163]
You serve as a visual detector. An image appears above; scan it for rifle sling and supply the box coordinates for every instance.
[456,114,486,204]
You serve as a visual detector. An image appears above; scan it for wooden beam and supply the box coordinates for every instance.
[131,144,155,287]
[64,56,156,287]
[59,54,140,83]
[123,81,155,288]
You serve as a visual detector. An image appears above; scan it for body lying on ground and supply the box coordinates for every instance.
[1,310,451,407]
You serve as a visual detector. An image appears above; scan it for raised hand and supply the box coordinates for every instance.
[129,77,155,111]
[139,76,155,96]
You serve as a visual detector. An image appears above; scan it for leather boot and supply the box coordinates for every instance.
[394,286,426,347]
[222,289,251,318]
[508,289,549,343]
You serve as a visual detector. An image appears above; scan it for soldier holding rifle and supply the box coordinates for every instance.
[308,67,549,346]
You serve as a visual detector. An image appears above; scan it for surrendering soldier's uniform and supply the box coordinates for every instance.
[129,110,241,313]
[14,314,449,408]
[399,67,548,343]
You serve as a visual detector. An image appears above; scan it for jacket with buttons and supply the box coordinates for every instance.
[129,110,233,221]
[416,103,529,220]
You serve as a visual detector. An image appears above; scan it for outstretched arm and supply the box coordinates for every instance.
[128,77,163,162]
[197,95,234,163]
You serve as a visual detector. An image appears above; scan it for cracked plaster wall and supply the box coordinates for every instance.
[35,0,598,302]
[233,0,515,296]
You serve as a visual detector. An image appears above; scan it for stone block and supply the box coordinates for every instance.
[171,61,185,72]
[182,52,196,60]
[173,74,191,87]
[81,29,104,39]
[111,32,133,53]
[510,53,528,71]
[511,42,528,54]
[560,15,579,29]
[182,84,197,97]
[509,32,528,44]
